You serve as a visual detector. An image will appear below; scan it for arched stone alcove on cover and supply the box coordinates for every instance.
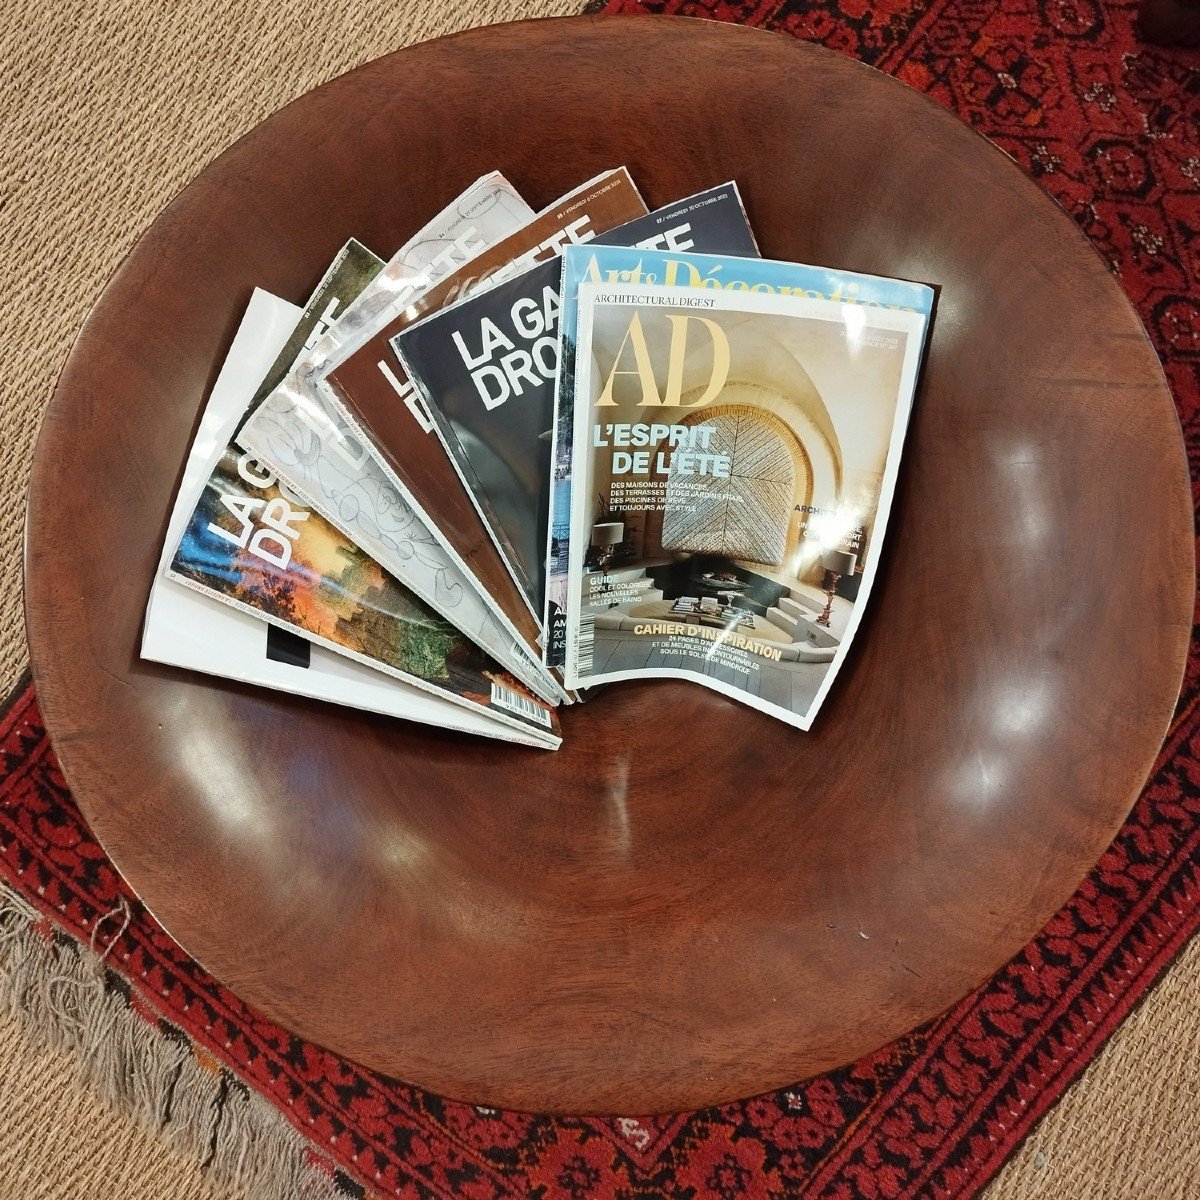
[663,404,809,565]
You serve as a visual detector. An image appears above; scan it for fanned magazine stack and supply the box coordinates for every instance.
[145,171,935,749]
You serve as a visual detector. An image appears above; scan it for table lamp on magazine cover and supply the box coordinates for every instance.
[591,520,625,603]
[817,549,857,627]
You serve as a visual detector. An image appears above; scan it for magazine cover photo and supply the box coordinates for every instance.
[565,283,927,729]
[170,446,560,744]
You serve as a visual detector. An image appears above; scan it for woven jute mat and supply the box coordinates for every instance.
[2,2,1196,1198]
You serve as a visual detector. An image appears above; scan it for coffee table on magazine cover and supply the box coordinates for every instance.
[23,16,1192,1113]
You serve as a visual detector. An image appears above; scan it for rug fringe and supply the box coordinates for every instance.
[0,884,344,1200]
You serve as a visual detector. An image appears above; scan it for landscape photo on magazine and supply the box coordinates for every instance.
[560,246,933,729]
[142,287,552,748]
[170,446,560,744]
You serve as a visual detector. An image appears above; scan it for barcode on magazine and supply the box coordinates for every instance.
[490,682,552,729]
[575,614,595,678]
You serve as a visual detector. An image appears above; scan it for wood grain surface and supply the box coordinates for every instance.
[23,15,1193,1114]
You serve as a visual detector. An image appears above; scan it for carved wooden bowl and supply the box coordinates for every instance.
[24,16,1192,1113]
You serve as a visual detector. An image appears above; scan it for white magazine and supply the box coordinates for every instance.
[142,288,558,748]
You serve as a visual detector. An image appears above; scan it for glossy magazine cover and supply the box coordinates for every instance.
[234,176,562,706]
[316,168,647,628]
[546,241,931,668]
[559,245,933,730]
[532,182,763,667]
[307,171,537,368]
[170,446,560,746]
[143,289,555,747]
[162,238,389,677]
[234,238,384,435]
[389,180,762,666]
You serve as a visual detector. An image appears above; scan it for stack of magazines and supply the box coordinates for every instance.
[145,170,934,750]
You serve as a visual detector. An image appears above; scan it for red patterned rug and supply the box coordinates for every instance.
[4,2,1198,1198]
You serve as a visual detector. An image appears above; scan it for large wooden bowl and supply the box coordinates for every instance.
[24,16,1193,1113]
